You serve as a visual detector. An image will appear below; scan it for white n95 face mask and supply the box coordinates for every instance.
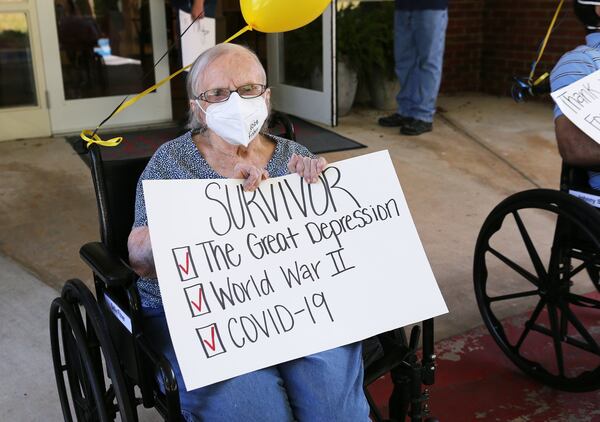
[199,93,268,147]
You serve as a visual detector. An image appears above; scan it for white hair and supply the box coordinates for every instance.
[185,44,267,132]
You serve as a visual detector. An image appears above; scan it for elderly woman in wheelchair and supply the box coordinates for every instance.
[126,43,370,421]
[50,41,437,422]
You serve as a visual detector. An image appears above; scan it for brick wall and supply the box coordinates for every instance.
[443,0,484,92]
[442,0,587,95]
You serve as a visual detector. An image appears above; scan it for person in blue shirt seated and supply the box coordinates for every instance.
[551,0,600,189]
[127,43,371,422]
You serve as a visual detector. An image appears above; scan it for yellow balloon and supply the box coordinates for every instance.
[240,0,331,33]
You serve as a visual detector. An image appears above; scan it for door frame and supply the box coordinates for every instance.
[266,3,336,126]
[37,0,172,135]
[0,0,51,141]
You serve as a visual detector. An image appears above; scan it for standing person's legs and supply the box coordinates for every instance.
[411,9,448,123]
[379,10,418,126]
[394,10,420,118]
[142,307,295,422]
[277,343,370,422]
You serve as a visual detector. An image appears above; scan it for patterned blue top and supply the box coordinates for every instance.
[550,32,600,189]
[133,131,314,308]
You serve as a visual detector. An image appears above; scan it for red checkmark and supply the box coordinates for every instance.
[178,250,191,275]
[191,286,204,313]
[203,326,217,351]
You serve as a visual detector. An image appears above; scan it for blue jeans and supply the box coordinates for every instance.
[589,171,600,189]
[394,9,448,122]
[142,307,370,421]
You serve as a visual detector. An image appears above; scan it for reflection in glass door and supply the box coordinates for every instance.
[267,5,335,126]
[39,0,171,134]
[0,2,51,141]
[54,0,156,100]
[0,13,36,107]
[281,17,323,92]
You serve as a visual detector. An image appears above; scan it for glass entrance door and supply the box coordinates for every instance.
[0,0,51,141]
[266,4,336,126]
[38,0,171,134]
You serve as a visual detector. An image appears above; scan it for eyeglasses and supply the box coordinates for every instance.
[195,83,267,104]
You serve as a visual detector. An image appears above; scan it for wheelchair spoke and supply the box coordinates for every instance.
[562,304,600,356]
[568,261,588,279]
[529,323,598,354]
[568,293,600,309]
[103,385,119,418]
[560,306,568,338]
[62,318,99,419]
[513,211,548,280]
[488,247,540,287]
[546,304,565,377]
[64,332,88,418]
[72,395,89,414]
[587,266,600,291]
[489,289,539,303]
[514,298,546,351]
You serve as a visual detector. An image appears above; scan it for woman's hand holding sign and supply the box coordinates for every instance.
[235,155,327,192]
[234,162,269,192]
[288,153,328,184]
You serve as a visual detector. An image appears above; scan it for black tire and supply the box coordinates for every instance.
[50,279,136,421]
[50,296,111,421]
[474,189,600,392]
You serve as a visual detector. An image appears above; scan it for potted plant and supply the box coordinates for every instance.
[337,2,398,113]
[336,2,362,116]
[361,2,398,110]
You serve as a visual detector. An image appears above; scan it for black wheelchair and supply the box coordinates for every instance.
[49,113,439,421]
[474,163,600,392]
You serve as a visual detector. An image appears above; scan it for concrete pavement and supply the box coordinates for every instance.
[0,254,63,421]
[0,94,575,420]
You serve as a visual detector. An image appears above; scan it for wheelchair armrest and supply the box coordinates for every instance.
[80,242,136,288]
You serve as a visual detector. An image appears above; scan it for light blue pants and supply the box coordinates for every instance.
[394,9,448,122]
[143,307,370,421]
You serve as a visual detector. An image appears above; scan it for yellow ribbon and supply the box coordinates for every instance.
[528,0,564,83]
[533,72,549,87]
[80,129,123,148]
[80,24,254,148]
[224,25,252,44]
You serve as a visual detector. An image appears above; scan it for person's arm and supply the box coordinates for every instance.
[128,151,160,278]
[127,161,270,278]
[128,226,156,278]
[191,0,205,19]
[555,115,600,169]
[550,50,600,168]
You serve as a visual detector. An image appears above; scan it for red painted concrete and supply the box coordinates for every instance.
[368,292,600,421]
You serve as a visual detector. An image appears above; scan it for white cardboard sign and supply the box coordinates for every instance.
[179,10,216,69]
[551,68,600,144]
[144,150,448,391]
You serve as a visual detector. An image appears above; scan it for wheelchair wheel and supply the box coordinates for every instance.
[50,279,135,421]
[474,189,600,392]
